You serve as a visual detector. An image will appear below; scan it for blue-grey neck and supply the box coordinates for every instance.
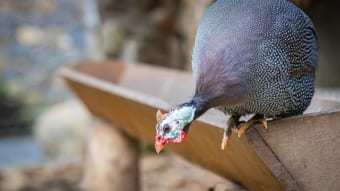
[179,96,210,119]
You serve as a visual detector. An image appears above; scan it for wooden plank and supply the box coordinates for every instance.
[254,111,340,191]
[246,98,340,191]
[60,61,284,191]
[60,60,340,191]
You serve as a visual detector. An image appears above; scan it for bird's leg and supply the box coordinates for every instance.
[221,115,240,150]
[237,114,268,138]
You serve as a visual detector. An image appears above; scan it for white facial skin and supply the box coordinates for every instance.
[156,106,196,143]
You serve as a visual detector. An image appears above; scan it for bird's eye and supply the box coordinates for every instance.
[163,124,171,133]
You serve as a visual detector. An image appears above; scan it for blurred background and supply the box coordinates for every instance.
[0,0,339,190]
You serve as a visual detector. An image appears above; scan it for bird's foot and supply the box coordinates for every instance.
[237,114,268,138]
[221,127,238,150]
[221,115,240,150]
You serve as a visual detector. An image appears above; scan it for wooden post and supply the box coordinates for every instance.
[81,123,140,191]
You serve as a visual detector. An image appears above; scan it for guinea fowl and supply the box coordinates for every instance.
[155,0,318,153]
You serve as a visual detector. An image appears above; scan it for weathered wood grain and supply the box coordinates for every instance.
[254,111,340,191]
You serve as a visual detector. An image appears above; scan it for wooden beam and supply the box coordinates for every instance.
[60,60,340,191]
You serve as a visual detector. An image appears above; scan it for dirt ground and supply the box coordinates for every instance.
[0,153,244,191]
[142,153,244,191]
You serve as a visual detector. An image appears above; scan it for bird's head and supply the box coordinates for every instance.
[154,105,196,154]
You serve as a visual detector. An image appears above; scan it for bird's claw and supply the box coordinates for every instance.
[220,115,240,150]
[221,127,236,150]
[221,134,228,150]
[237,123,248,138]
[261,118,268,129]
[237,115,268,138]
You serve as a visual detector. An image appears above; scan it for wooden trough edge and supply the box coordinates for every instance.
[59,65,288,191]
[59,61,340,191]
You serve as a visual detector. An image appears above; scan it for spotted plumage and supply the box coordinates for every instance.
[154,0,318,152]
[193,0,318,118]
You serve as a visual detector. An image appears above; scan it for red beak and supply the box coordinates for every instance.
[154,130,188,154]
[155,142,165,154]
[155,135,166,154]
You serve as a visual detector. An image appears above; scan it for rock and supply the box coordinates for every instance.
[33,99,91,162]
[81,124,140,191]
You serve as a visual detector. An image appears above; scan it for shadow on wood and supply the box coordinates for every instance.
[60,60,340,191]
